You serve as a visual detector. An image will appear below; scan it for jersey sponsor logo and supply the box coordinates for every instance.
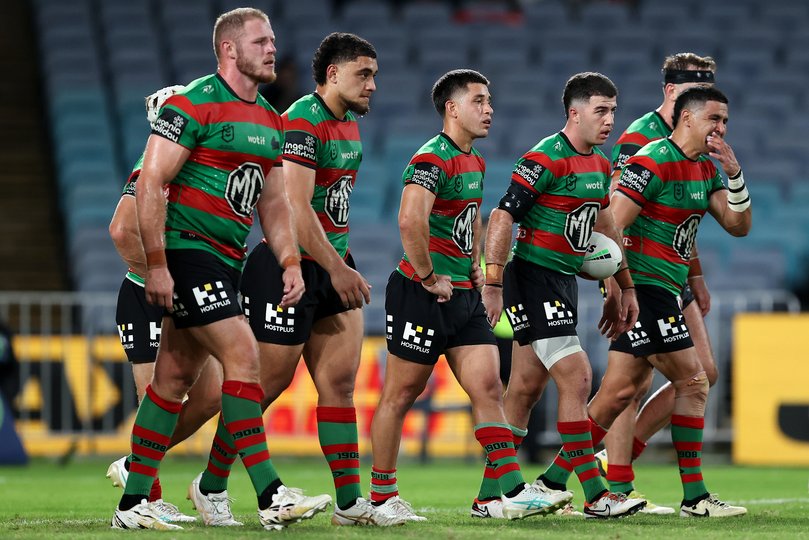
[123,181,137,197]
[225,162,264,218]
[117,323,134,350]
[409,163,441,192]
[506,303,529,332]
[514,161,544,186]
[452,202,478,255]
[152,109,188,143]
[585,181,604,190]
[615,152,631,170]
[284,132,317,162]
[400,321,434,354]
[263,303,296,333]
[149,322,161,348]
[657,315,690,343]
[386,315,394,340]
[543,300,573,326]
[192,281,232,313]
[246,134,265,145]
[325,175,353,227]
[627,321,650,347]
[341,149,359,160]
[564,202,599,252]
[221,124,235,143]
[565,174,577,191]
[169,293,188,317]
[673,214,701,261]
[690,191,704,200]
[620,164,652,193]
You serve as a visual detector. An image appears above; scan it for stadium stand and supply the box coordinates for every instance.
[29,0,809,333]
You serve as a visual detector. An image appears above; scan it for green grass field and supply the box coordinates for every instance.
[1,457,808,538]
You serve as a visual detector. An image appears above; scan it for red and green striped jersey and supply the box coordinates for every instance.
[152,73,284,270]
[611,111,671,172]
[510,132,610,275]
[397,133,484,289]
[616,138,726,295]
[122,154,146,286]
[282,93,361,259]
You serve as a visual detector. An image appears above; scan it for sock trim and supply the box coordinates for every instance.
[222,380,264,403]
[145,385,182,414]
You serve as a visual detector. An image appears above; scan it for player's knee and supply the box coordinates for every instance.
[672,370,709,405]
[704,364,718,387]
[382,382,426,415]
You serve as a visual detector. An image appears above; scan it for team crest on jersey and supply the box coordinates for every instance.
[452,175,464,193]
[225,162,264,218]
[565,174,577,191]
[543,300,573,326]
[452,202,478,255]
[325,175,353,227]
[221,124,235,143]
[330,141,338,160]
[564,202,599,252]
[657,315,690,343]
[674,183,684,201]
[672,214,701,261]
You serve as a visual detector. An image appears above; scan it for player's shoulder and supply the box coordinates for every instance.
[173,74,220,104]
[284,93,327,122]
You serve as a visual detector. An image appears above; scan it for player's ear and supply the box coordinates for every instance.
[326,64,339,84]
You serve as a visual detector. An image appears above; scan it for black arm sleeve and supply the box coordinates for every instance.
[497,182,537,223]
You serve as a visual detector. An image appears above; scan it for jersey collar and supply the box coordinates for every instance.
[438,132,471,155]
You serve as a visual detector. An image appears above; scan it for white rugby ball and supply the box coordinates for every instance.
[579,232,623,280]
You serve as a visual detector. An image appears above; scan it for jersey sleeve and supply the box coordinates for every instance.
[403,154,448,194]
[616,158,661,206]
[511,154,553,194]
[707,163,726,195]
[151,96,200,149]
[282,117,319,169]
[122,175,137,197]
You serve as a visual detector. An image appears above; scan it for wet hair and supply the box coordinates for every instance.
[562,72,618,118]
[431,69,490,116]
[672,85,729,128]
[312,32,377,85]
[213,8,269,61]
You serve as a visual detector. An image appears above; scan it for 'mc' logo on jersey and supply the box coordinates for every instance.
[325,175,353,227]
[452,202,478,255]
[673,214,701,261]
[564,202,599,252]
[226,162,264,218]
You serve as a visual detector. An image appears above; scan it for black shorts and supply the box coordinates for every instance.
[385,271,496,365]
[166,249,243,329]
[115,277,163,364]
[610,284,694,357]
[240,242,354,345]
[681,283,695,309]
[504,258,579,346]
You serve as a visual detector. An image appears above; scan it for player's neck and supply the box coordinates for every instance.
[670,130,702,160]
[656,103,675,128]
[442,123,473,153]
[315,87,348,119]
[561,127,594,155]
[218,67,259,102]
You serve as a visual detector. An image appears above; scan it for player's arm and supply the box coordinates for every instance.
[109,191,146,277]
[399,183,452,302]
[594,204,638,337]
[136,134,190,307]
[706,134,751,236]
[257,165,304,308]
[482,207,513,326]
[470,210,484,290]
[687,242,711,316]
[284,159,370,308]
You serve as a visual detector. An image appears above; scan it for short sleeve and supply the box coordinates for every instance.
[616,160,661,206]
[151,104,199,149]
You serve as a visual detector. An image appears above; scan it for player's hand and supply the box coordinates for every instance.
[145,266,174,308]
[279,265,305,308]
[706,133,741,178]
[422,274,453,303]
[598,285,623,339]
[618,288,640,336]
[471,263,485,290]
[482,285,504,328]
[688,276,711,316]
[330,264,371,309]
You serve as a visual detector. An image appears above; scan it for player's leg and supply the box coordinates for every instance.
[170,356,223,446]
[635,299,719,442]
[303,309,364,511]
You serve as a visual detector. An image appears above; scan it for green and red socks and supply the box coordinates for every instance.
[476,425,527,501]
[119,385,181,510]
[538,416,607,495]
[474,423,525,497]
[557,420,607,502]
[369,467,398,504]
[198,414,239,494]
[317,406,362,510]
[671,414,708,503]
[220,380,281,509]
[606,437,646,493]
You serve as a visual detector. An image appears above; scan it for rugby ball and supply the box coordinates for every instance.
[579,232,623,280]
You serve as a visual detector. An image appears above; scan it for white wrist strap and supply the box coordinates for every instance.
[727,170,750,212]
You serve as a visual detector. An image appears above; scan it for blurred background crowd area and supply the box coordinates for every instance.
[0,0,804,309]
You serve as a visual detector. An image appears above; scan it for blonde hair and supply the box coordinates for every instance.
[212,8,269,60]
[662,52,717,73]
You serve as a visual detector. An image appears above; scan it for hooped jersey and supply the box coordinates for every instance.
[509,132,610,275]
[616,138,726,295]
[611,111,672,172]
[152,73,284,270]
[282,93,362,259]
[397,133,484,289]
[120,154,146,286]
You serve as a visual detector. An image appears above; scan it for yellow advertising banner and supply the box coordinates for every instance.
[733,314,809,465]
[12,336,477,459]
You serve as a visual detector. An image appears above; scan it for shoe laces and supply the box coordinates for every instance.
[151,500,183,517]
[388,497,416,515]
[207,492,236,517]
[706,494,730,508]
[602,492,628,503]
